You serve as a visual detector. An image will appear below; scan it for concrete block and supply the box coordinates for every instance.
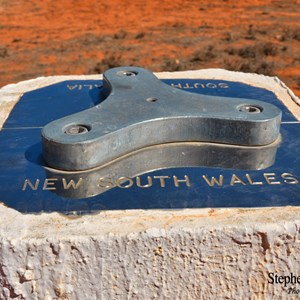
[0,69,299,299]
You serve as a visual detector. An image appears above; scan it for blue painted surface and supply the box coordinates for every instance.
[0,79,299,214]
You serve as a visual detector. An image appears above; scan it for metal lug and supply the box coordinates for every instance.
[42,66,281,171]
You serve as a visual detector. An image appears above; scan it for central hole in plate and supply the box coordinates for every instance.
[146,97,158,102]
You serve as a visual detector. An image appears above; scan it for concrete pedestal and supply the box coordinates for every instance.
[0,70,299,299]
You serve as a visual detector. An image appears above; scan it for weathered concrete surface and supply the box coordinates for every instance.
[0,70,300,299]
[0,206,300,299]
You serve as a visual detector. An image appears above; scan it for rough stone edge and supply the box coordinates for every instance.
[1,204,300,241]
[0,69,299,241]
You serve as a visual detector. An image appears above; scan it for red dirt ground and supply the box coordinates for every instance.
[0,0,299,95]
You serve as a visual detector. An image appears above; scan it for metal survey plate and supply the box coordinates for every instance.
[0,78,299,214]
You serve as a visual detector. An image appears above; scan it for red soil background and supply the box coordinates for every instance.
[0,0,299,95]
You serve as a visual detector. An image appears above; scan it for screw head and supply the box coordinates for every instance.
[238,104,263,113]
[64,124,90,135]
[117,70,138,77]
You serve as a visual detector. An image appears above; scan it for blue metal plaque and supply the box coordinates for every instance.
[0,78,299,214]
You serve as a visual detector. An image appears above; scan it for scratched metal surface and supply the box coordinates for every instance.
[0,79,299,214]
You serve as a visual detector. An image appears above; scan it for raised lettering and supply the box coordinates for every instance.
[42,178,58,190]
[98,177,114,189]
[153,176,170,187]
[171,83,182,89]
[83,84,94,90]
[67,84,78,90]
[245,174,263,185]
[202,175,224,186]
[136,176,153,188]
[22,179,40,191]
[116,177,134,188]
[281,173,299,184]
[194,83,205,88]
[206,83,217,88]
[218,83,229,88]
[264,173,281,185]
[173,175,191,187]
[230,174,246,186]
[183,83,193,89]
[62,178,83,190]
